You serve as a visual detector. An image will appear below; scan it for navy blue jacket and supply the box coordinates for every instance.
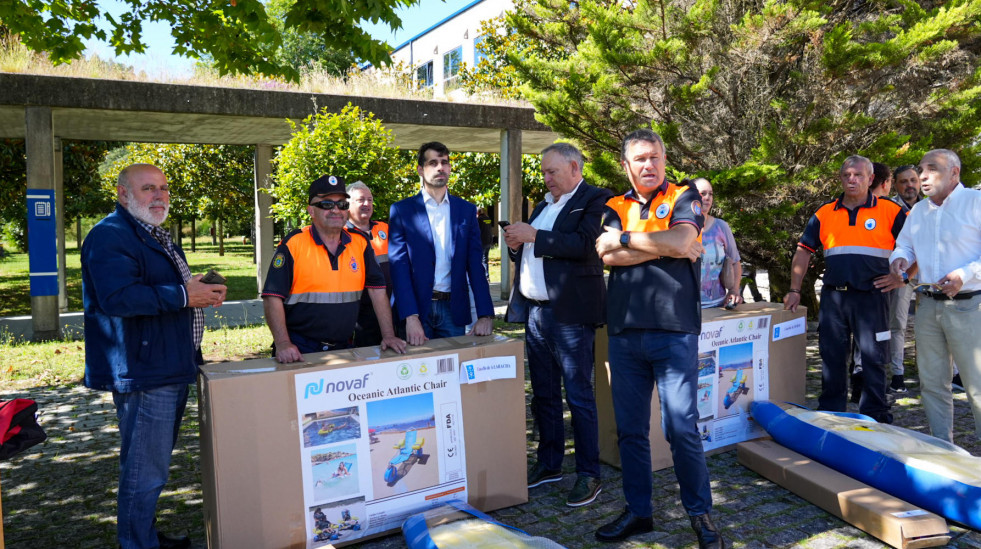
[388,192,494,327]
[82,204,200,392]
[505,182,613,326]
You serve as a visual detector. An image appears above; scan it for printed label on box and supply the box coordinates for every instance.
[696,315,770,451]
[294,354,467,548]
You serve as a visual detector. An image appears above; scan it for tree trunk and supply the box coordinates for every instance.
[218,217,225,257]
[767,267,820,319]
[75,217,82,248]
[191,217,196,252]
[174,216,182,248]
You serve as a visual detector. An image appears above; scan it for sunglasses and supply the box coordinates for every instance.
[310,199,350,211]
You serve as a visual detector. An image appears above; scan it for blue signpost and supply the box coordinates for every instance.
[27,189,58,297]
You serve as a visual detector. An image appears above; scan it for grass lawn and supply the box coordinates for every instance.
[0,240,504,318]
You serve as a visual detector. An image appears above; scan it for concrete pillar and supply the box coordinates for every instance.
[54,137,67,313]
[254,145,275,295]
[26,106,60,340]
[499,129,522,300]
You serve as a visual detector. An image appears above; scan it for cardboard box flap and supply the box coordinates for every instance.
[738,440,949,549]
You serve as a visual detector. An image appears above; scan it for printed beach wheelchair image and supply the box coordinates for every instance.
[310,442,359,501]
[309,497,366,546]
[367,393,439,499]
[302,406,361,448]
[717,342,754,418]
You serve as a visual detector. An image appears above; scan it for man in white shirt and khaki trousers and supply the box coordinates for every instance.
[890,148,981,442]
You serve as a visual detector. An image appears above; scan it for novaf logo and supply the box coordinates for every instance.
[304,373,371,399]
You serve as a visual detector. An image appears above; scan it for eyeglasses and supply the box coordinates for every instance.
[310,199,350,211]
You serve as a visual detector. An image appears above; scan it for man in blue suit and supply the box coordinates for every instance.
[504,142,612,507]
[389,142,495,344]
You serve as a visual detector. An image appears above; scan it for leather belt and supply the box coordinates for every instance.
[526,298,551,307]
[432,291,451,301]
[921,289,981,301]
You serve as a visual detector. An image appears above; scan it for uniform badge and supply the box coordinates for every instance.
[349,256,359,272]
[329,175,338,185]
[655,203,670,219]
[378,230,387,240]
[692,201,703,216]
[864,218,876,230]
[272,253,285,269]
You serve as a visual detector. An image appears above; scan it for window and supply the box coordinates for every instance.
[415,61,434,89]
[443,46,463,91]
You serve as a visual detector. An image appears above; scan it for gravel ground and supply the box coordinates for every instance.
[3,314,981,549]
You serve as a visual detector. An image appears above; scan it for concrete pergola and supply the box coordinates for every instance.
[0,73,557,339]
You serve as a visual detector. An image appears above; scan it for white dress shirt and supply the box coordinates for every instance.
[519,181,583,301]
[422,187,452,292]
[890,183,981,292]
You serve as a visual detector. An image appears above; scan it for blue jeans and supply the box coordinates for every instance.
[423,299,465,339]
[113,384,190,549]
[609,330,713,518]
[526,303,600,478]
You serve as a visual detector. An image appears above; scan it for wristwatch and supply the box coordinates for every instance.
[619,231,631,248]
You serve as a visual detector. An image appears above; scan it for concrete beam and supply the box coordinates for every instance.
[0,74,557,153]
[254,145,275,295]
[25,106,60,340]
[499,129,522,300]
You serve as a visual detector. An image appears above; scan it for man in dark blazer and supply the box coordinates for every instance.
[504,142,613,507]
[389,141,495,344]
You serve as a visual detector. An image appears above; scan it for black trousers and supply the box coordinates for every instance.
[818,287,892,422]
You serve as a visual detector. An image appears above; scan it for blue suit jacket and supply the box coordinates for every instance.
[81,204,201,392]
[388,191,494,327]
[505,181,612,326]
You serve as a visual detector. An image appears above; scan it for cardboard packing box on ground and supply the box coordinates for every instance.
[595,302,808,470]
[198,335,526,549]
[738,439,951,549]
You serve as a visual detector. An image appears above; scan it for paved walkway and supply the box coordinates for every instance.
[2,316,980,548]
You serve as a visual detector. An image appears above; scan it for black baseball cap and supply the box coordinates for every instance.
[308,175,349,203]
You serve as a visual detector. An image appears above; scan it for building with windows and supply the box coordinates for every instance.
[389,0,513,98]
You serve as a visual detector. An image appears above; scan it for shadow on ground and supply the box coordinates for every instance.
[2,325,981,548]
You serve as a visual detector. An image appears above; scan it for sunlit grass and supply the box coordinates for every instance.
[0,240,262,317]
[0,35,523,106]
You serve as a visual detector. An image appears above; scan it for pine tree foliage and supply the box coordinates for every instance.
[487,0,981,301]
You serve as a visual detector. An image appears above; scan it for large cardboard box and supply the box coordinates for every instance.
[596,303,808,470]
[198,335,526,548]
[738,439,950,548]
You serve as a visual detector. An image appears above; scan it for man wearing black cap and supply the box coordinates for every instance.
[261,175,406,362]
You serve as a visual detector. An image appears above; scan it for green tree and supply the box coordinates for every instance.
[0,0,418,81]
[101,143,255,255]
[265,0,356,75]
[486,0,981,313]
[451,152,545,209]
[272,104,415,226]
[0,139,116,251]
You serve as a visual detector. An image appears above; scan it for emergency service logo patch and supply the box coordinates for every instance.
[864,218,876,230]
[378,230,387,240]
[272,253,285,269]
[692,201,703,216]
[329,175,338,185]
[349,256,359,272]
[655,203,670,219]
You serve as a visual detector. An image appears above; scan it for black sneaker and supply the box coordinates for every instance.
[566,475,602,507]
[527,461,562,488]
[889,374,908,394]
[952,374,965,393]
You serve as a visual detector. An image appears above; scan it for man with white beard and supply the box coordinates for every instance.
[82,164,226,549]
